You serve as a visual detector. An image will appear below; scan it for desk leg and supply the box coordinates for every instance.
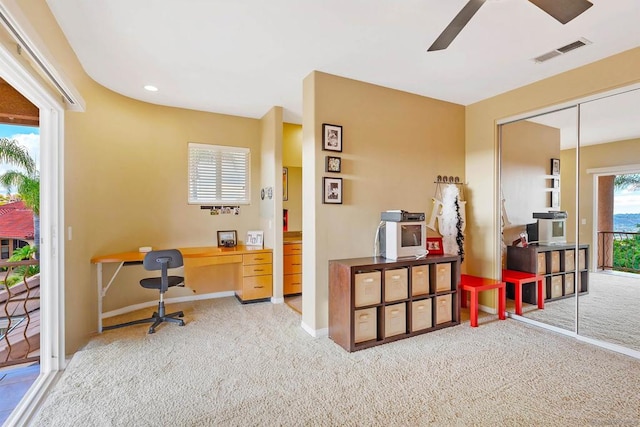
[537,279,545,310]
[514,281,522,316]
[97,262,103,333]
[469,290,478,327]
[498,284,506,320]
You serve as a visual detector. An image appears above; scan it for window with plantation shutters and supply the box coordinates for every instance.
[188,143,250,204]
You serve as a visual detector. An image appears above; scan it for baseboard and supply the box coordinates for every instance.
[300,320,328,338]
[271,296,284,304]
[478,303,496,315]
[102,291,236,319]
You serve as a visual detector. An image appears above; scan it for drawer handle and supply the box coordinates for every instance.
[415,271,424,276]
[254,285,264,289]
[254,269,264,272]
[292,263,302,266]
[359,314,369,320]
[390,309,400,315]
[254,257,264,261]
[417,306,425,311]
[364,278,374,283]
[391,274,400,280]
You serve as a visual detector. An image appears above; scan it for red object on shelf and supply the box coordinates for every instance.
[460,274,506,327]
[501,269,544,315]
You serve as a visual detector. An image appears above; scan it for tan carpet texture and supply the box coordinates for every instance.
[32,297,639,426]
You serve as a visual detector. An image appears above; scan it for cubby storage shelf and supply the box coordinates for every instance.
[506,243,589,304]
[329,254,461,352]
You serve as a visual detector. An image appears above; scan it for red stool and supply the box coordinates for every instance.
[501,269,545,315]
[460,274,506,327]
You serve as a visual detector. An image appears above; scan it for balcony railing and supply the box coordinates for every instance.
[0,260,40,369]
[597,231,640,274]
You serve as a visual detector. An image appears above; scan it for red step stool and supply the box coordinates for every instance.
[460,274,506,327]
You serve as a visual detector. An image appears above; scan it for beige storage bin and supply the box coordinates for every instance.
[537,253,546,274]
[550,251,560,273]
[354,307,377,343]
[565,250,575,271]
[435,294,452,325]
[565,273,575,295]
[354,271,381,307]
[384,268,408,302]
[384,303,406,338]
[411,265,430,296]
[551,275,563,298]
[411,299,432,332]
[435,263,452,292]
[579,249,586,269]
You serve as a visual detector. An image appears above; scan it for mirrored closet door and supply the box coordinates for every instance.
[500,86,640,355]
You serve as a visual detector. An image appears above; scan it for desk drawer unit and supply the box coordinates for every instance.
[238,252,273,302]
[284,243,302,296]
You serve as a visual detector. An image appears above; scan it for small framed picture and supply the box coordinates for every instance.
[325,156,341,173]
[550,158,560,176]
[552,178,560,188]
[217,230,237,247]
[322,123,342,152]
[246,230,264,248]
[426,237,444,255]
[323,177,343,204]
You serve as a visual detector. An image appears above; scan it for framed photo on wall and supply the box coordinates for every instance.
[322,123,342,152]
[426,237,444,255]
[323,177,343,204]
[550,190,560,208]
[325,156,341,173]
[551,158,560,176]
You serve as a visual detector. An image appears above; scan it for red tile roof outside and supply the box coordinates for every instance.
[0,201,34,240]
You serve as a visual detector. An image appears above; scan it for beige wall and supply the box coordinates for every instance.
[466,47,640,308]
[501,120,560,250]
[302,71,465,330]
[11,0,268,352]
[283,123,302,230]
[563,137,640,252]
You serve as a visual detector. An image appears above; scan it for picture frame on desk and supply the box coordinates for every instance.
[246,230,264,248]
[217,230,237,247]
[427,237,444,255]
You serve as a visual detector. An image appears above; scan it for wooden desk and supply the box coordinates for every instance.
[91,245,272,332]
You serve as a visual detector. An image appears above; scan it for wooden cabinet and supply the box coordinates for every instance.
[236,251,273,303]
[284,243,302,295]
[506,244,588,304]
[329,255,460,352]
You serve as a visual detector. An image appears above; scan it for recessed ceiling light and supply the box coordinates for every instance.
[144,85,158,92]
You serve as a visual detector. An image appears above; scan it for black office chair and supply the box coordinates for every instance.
[106,249,186,334]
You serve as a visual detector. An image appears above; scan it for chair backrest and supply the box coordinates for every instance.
[143,249,183,271]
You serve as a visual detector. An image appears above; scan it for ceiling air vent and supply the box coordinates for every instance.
[533,38,592,63]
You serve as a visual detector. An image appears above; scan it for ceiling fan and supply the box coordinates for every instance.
[428,0,593,52]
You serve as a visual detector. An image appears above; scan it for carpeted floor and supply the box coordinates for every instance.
[521,272,640,351]
[32,297,639,426]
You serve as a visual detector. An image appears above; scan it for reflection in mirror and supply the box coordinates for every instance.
[574,88,640,352]
[500,106,578,332]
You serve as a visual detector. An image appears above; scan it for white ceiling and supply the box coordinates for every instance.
[46,0,640,125]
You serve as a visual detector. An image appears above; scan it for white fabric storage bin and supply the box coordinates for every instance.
[411,299,432,332]
[385,268,408,302]
[354,307,377,343]
[411,265,430,296]
[354,271,381,307]
[384,303,406,338]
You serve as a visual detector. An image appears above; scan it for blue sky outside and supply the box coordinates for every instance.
[0,123,40,195]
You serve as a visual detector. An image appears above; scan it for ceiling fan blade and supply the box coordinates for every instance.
[528,0,593,24]
[428,0,487,52]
